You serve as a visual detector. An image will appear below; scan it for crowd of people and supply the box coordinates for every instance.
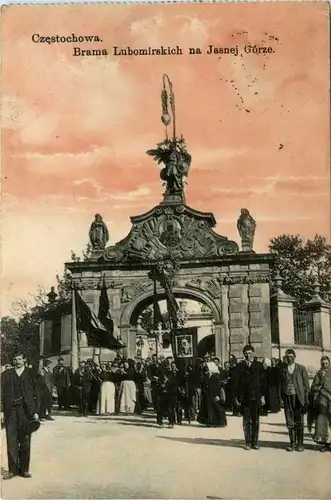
[1,346,330,480]
[23,353,284,426]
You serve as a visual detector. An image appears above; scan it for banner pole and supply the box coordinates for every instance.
[153,278,158,359]
[71,287,79,372]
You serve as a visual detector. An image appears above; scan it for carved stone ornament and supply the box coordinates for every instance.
[73,279,116,290]
[219,275,270,285]
[185,277,203,290]
[135,282,152,294]
[103,204,239,263]
[120,281,152,303]
[185,277,221,299]
[121,286,132,303]
[205,278,222,299]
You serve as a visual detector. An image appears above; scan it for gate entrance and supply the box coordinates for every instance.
[65,75,274,367]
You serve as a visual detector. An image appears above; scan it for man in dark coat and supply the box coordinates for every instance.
[1,351,39,479]
[165,363,182,427]
[233,345,267,450]
[280,348,309,452]
[73,361,93,416]
[38,359,54,420]
[53,357,71,410]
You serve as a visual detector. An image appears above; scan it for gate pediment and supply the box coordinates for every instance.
[103,204,238,262]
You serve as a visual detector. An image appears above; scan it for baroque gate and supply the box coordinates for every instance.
[65,75,274,365]
[66,202,273,364]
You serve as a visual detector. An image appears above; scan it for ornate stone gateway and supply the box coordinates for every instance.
[66,75,273,366]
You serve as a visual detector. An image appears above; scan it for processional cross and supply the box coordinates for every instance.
[150,322,171,359]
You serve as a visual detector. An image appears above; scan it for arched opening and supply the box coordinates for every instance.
[121,288,221,360]
[197,334,215,358]
[121,287,222,327]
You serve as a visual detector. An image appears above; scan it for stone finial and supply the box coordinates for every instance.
[313,278,321,297]
[274,271,283,289]
[237,208,256,252]
[47,286,58,304]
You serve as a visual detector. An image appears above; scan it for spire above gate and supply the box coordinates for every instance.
[146,75,192,205]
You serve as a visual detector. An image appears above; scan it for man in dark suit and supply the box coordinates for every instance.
[53,357,71,410]
[280,348,309,452]
[1,351,39,479]
[39,359,54,420]
[73,360,93,416]
[233,345,267,450]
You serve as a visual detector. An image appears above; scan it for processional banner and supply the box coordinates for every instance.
[171,327,198,372]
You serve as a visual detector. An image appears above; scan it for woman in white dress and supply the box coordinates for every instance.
[118,360,137,414]
[96,363,116,415]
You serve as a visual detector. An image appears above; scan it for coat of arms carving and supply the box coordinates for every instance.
[103,204,239,262]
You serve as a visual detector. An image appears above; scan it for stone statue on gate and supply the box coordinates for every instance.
[89,214,109,250]
[146,138,191,202]
[237,208,256,252]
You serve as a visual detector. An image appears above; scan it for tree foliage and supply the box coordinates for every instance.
[269,234,331,304]
[2,244,92,366]
[1,311,41,366]
[140,305,170,334]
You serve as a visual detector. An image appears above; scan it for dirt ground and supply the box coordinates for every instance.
[1,410,330,499]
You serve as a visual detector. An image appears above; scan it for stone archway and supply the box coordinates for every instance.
[119,285,226,362]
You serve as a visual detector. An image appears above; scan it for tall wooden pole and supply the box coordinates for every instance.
[38,321,45,371]
[153,278,158,359]
[71,287,79,371]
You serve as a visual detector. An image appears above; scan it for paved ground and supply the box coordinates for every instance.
[1,410,330,499]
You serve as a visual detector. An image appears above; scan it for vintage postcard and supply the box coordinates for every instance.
[1,1,330,499]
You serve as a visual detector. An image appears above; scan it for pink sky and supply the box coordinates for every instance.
[2,2,330,316]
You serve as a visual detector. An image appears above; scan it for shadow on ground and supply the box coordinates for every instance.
[157,436,318,451]
[263,422,286,427]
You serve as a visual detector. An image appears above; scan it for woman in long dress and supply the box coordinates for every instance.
[197,364,227,427]
[135,362,151,414]
[309,356,331,452]
[266,358,281,413]
[118,360,137,415]
[96,363,116,415]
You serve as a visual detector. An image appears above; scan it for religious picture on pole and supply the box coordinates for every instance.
[1,2,330,499]
[172,327,198,361]
[175,335,193,358]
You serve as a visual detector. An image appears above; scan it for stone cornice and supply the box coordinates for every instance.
[65,252,274,273]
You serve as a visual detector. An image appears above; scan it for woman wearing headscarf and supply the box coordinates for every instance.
[96,362,116,415]
[142,360,153,409]
[309,356,331,452]
[197,362,227,427]
[134,361,149,414]
[118,359,136,415]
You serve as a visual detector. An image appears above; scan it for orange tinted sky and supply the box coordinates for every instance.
[2,2,330,316]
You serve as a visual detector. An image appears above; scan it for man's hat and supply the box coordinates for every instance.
[22,419,41,435]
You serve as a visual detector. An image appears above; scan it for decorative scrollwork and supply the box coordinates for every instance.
[102,204,239,263]
[73,279,116,290]
[103,246,125,262]
[205,278,222,299]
